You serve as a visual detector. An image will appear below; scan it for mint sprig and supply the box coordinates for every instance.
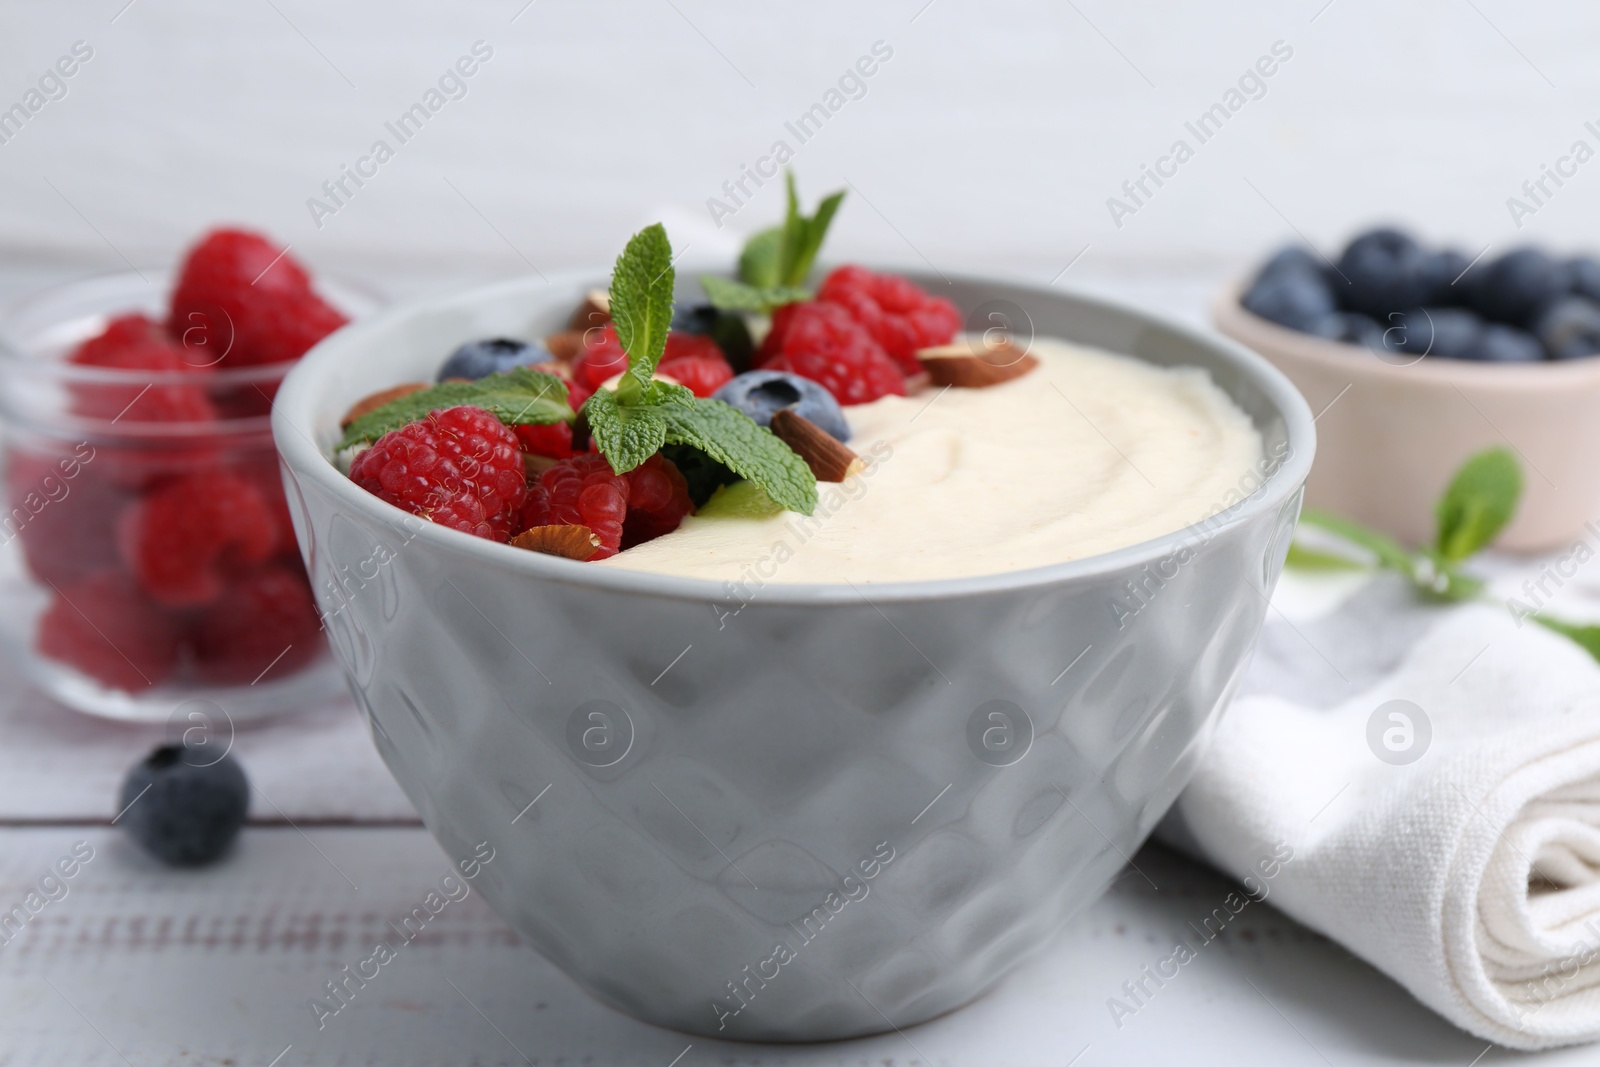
[1290,446,1598,663]
[706,171,845,314]
[585,223,819,514]
[337,367,572,450]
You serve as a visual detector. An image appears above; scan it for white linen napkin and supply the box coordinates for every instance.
[1164,569,1600,1050]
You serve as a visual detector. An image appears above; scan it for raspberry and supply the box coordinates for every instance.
[348,406,528,541]
[571,325,629,389]
[818,265,961,374]
[522,453,631,558]
[6,450,123,587]
[169,229,347,368]
[514,421,577,460]
[657,354,733,397]
[115,471,279,607]
[659,334,734,397]
[37,570,181,691]
[190,563,324,685]
[757,302,906,405]
[573,327,733,398]
[69,314,218,423]
[621,452,694,548]
[519,452,692,559]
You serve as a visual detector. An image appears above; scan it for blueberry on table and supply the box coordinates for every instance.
[1241,265,1335,331]
[1390,307,1485,359]
[1460,324,1544,363]
[1534,296,1600,359]
[1469,249,1569,326]
[119,745,249,866]
[714,370,851,442]
[1335,227,1432,317]
[437,337,551,381]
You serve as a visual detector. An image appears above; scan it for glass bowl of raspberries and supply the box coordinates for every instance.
[0,229,379,721]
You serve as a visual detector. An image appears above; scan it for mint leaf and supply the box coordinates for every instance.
[733,172,847,289]
[739,227,783,287]
[787,188,845,286]
[1435,447,1522,562]
[583,388,669,475]
[1299,508,1417,573]
[609,223,675,401]
[701,275,811,313]
[1284,541,1368,572]
[336,367,572,450]
[1534,615,1600,664]
[662,398,817,514]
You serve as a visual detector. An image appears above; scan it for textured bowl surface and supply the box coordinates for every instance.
[1214,282,1600,552]
[274,270,1313,1041]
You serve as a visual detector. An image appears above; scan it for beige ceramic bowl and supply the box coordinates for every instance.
[1214,282,1600,552]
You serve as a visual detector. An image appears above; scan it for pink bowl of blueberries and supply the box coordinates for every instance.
[1214,228,1600,551]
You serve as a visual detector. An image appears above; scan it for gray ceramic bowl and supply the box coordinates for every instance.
[272,270,1314,1042]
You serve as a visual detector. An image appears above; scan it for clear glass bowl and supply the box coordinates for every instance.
[0,269,381,722]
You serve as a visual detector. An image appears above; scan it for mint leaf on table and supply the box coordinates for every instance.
[337,367,572,450]
[608,222,675,402]
[1434,446,1522,562]
[734,171,846,289]
[1534,616,1600,660]
[700,275,812,314]
[662,398,817,515]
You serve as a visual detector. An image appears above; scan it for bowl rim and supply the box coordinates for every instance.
[1213,278,1600,389]
[274,268,1316,606]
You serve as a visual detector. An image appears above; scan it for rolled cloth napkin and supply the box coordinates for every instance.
[1163,570,1600,1050]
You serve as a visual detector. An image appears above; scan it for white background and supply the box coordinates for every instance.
[0,0,1598,289]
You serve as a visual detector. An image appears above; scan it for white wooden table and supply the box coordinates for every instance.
[0,265,1591,1066]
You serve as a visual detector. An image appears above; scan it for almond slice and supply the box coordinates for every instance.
[770,409,865,483]
[340,382,430,429]
[567,289,612,331]
[544,329,587,361]
[916,340,1038,388]
[511,524,601,561]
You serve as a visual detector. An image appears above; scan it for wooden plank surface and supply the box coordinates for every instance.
[0,827,1582,1066]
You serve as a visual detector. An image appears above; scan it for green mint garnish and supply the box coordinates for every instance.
[729,170,846,296]
[337,367,572,450]
[1433,447,1521,563]
[661,399,816,515]
[607,222,675,403]
[700,276,813,314]
[1290,445,1600,664]
[584,223,819,514]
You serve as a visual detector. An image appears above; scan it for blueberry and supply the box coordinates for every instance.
[1533,296,1600,359]
[714,370,850,442]
[1388,307,1485,358]
[1256,245,1327,282]
[119,745,249,866]
[1568,257,1600,303]
[1335,227,1432,317]
[1460,324,1544,363]
[1241,265,1335,331]
[673,303,755,370]
[1469,248,1569,325]
[671,303,721,335]
[437,337,551,382]
[1419,249,1471,305]
[1308,311,1388,351]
